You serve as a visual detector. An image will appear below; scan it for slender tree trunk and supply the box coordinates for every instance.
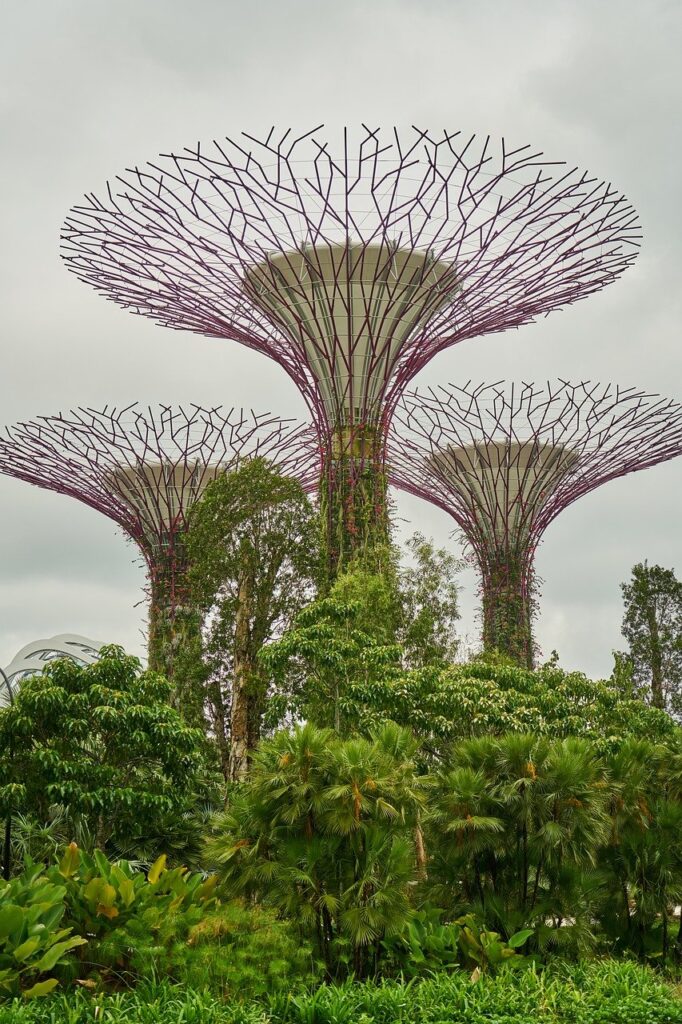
[415,816,427,880]
[209,678,231,783]
[646,596,665,709]
[230,570,253,782]
[662,905,669,960]
[522,819,529,909]
[530,854,544,910]
[622,878,632,935]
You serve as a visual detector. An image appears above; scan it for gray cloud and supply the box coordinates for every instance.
[1,0,680,675]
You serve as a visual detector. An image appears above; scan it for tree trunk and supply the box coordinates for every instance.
[209,677,231,783]
[645,593,665,709]
[229,570,253,782]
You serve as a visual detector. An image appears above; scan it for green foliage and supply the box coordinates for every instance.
[51,843,218,985]
[597,736,682,960]
[331,657,678,758]
[261,553,461,732]
[0,860,85,999]
[399,533,461,668]
[183,457,319,779]
[168,901,321,996]
[427,733,612,957]
[383,905,531,979]
[0,961,681,1022]
[619,561,682,713]
[0,647,213,854]
[267,963,682,1023]
[261,571,404,733]
[207,722,427,978]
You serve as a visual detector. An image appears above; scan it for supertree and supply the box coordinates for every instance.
[61,127,640,576]
[388,381,682,667]
[0,405,317,686]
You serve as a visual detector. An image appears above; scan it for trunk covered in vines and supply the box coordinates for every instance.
[319,423,390,581]
[480,545,535,669]
[147,537,204,720]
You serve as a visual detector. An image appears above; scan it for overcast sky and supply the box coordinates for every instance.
[1,0,680,677]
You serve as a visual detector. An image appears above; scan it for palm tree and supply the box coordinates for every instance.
[600,738,682,959]
[208,722,425,978]
[430,735,610,949]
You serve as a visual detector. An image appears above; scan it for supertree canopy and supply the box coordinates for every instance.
[388,381,682,667]
[0,405,316,684]
[61,126,640,575]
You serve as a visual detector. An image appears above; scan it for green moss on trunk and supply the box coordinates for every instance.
[319,424,390,580]
[480,546,536,669]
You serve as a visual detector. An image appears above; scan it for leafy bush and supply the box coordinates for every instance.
[333,658,679,757]
[52,843,217,985]
[0,646,217,857]
[0,861,85,999]
[382,905,532,979]
[168,901,321,995]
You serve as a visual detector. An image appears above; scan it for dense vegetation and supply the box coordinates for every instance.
[1,464,681,1020]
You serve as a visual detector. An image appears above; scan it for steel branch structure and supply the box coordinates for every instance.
[61,126,640,573]
[0,405,317,682]
[389,381,682,667]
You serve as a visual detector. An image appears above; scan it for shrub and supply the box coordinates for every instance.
[334,658,679,758]
[0,861,85,999]
[0,961,680,1022]
[0,647,218,860]
[51,843,217,986]
[208,722,427,979]
[168,901,321,995]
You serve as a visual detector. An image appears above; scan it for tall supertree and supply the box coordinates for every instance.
[388,382,682,667]
[61,127,640,575]
[0,405,316,685]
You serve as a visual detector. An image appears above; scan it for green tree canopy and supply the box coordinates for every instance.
[183,457,320,780]
[0,647,212,851]
[260,541,461,733]
[618,561,682,713]
[334,658,679,760]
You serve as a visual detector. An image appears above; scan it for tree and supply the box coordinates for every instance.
[619,562,682,713]
[322,658,679,761]
[429,734,612,954]
[207,722,426,978]
[260,539,461,734]
[260,568,404,734]
[0,647,212,855]
[399,533,461,668]
[597,737,682,960]
[183,458,319,781]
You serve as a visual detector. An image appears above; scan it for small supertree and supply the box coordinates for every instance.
[388,382,682,667]
[0,405,317,684]
[61,127,640,576]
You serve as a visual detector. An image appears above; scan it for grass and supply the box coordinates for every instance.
[1,961,681,1023]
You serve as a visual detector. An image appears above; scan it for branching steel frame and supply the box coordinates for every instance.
[389,381,682,666]
[0,405,318,679]
[61,126,640,573]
